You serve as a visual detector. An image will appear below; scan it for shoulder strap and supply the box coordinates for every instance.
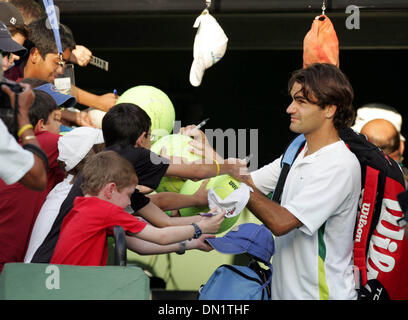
[249,260,272,298]
[221,264,271,299]
[281,134,306,167]
[272,134,306,203]
[221,264,263,282]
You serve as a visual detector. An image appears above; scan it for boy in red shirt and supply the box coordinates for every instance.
[51,151,225,266]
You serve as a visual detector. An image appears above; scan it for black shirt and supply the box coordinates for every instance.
[30,144,169,263]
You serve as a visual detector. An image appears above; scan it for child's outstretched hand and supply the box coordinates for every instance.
[193,179,209,206]
[190,235,215,252]
[197,208,225,234]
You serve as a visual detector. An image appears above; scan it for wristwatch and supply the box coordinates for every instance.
[191,223,202,239]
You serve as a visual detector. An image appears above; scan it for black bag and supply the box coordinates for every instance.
[198,259,271,300]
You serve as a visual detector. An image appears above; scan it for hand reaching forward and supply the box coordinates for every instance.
[197,208,225,234]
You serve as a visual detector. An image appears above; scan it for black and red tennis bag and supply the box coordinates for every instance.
[273,127,408,300]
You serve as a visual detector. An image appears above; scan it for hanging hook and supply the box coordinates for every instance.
[321,0,326,15]
[200,0,211,15]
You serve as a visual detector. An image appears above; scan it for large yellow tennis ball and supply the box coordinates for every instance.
[151,134,203,193]
[179,175,243,234]
[116,85,175,143]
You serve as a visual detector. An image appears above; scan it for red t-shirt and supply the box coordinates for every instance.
[51,197,147,266]
[4,64,23,82]
[0,131,63,273]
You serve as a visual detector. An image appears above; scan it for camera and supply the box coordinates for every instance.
[0,78,23,109]
[0,53,23,109]
[0,52,24,138]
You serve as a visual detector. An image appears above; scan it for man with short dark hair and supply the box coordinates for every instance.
[5,16,116,114]
[1,16,94,127]
[23,18,75,82]
[235,63,362,299]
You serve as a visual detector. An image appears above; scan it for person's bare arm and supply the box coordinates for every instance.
[238,174,302,236]
[179,125,223,162]
[61,109,94,127]
[137,185,154,194]
[136,201,204,227]
[74,87,117,112]
[132,212,224,245]
[18,153,47,191]
[165,158,246,181]
[148,179,209,210]
[166,125,247,179]
[69,45,92,66]
[125,234,214,255]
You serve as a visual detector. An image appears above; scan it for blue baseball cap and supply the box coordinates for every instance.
[206,223,274,266]
[35,83,77,108]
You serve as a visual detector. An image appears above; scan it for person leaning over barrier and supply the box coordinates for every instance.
[50,151,225,266]
[31,103,247,263]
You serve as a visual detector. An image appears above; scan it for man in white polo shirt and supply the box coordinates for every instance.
[236,63,361,299]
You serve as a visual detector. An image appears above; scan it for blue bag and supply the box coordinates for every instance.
[199,261,272,300]
[198,223,274,300]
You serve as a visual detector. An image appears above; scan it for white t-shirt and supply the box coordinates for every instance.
[0,120,34,185]
[24,175,73,263]
[251,140,361,300]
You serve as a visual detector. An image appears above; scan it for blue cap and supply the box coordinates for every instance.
[34,83,77,108]
[206,223,274,266]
